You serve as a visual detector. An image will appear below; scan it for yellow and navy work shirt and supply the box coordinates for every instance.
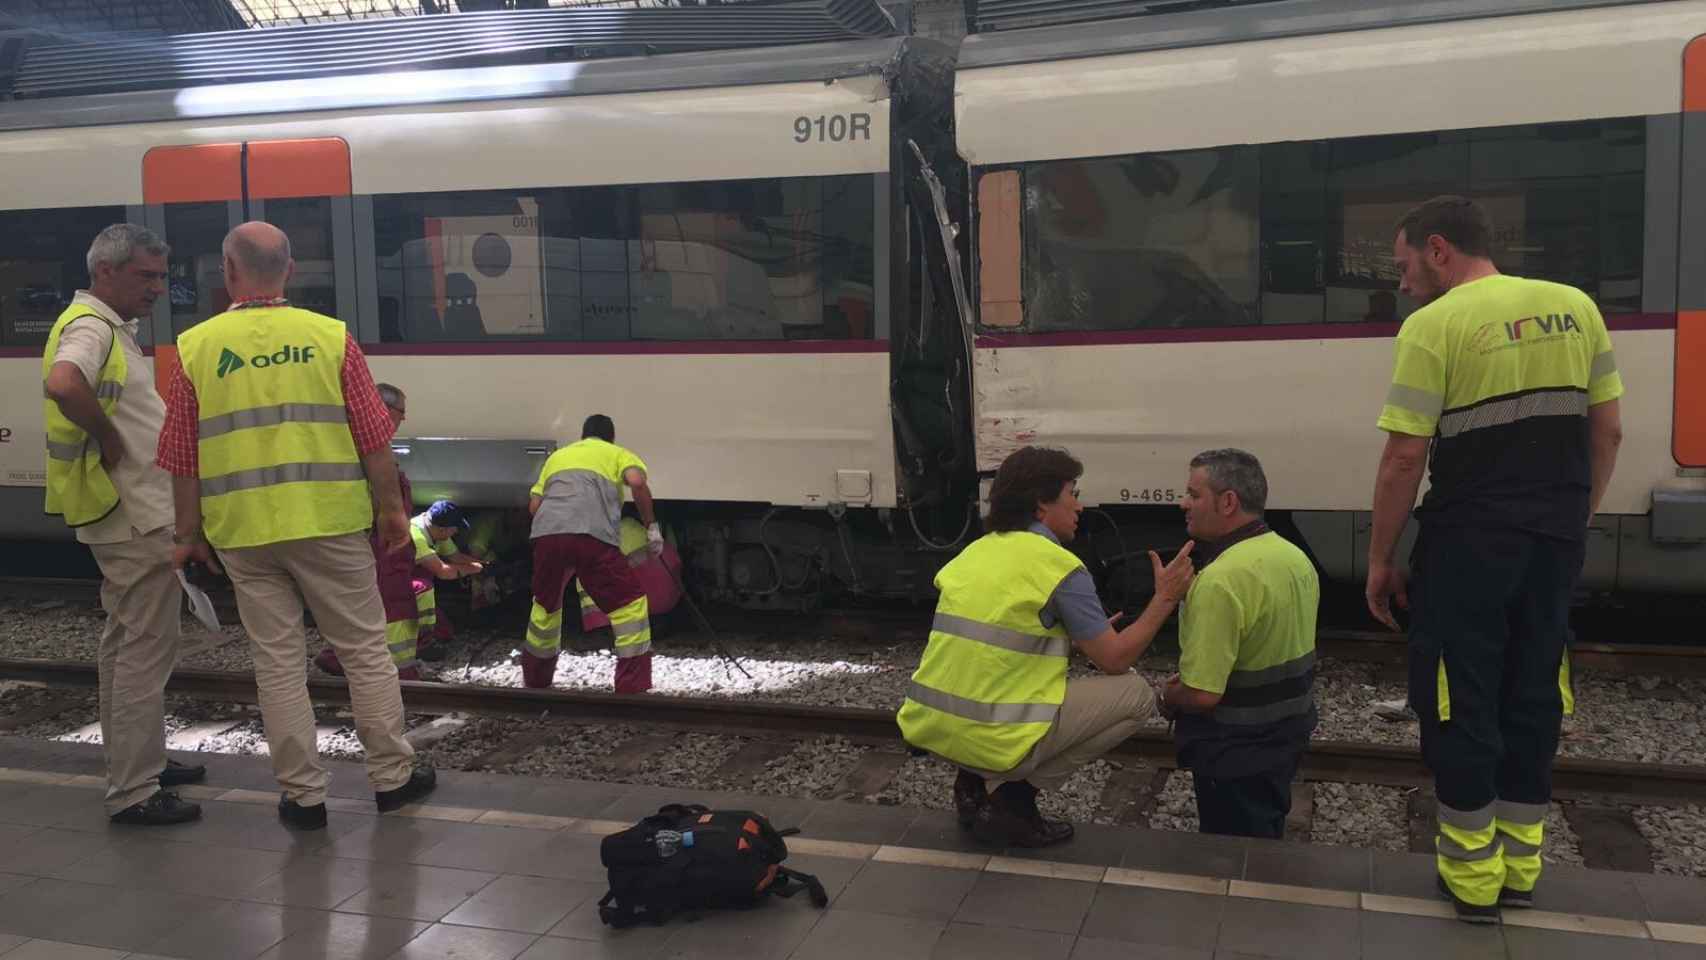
[410,514,458,564]
[529,438,647,548]
[1378,274,1623,540]
[1176,530,1319,778]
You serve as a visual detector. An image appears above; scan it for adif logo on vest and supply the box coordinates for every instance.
[216,345,317,378]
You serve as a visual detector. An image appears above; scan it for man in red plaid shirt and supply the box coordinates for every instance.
[159,221,435,829]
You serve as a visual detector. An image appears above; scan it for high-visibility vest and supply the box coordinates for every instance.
[41,305,125,527]
[897,530,1083,773]
[177,306,371,549]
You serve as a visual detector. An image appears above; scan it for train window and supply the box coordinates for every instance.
[0,205,128,347]
[1022,148,1259,331]
[1013,118,1647,332]
[372,174,876,343]
[165,201,232,335]
[265,197,340,319]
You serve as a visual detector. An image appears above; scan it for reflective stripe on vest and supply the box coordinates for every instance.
[40,308,124,527]
[896,530,1083,774]
[177,306,371,549]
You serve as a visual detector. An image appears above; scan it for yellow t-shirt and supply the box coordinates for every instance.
[1376,274,1622,538]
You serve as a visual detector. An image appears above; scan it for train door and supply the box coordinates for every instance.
[1679,38,1706,468]
[140,137,356,388]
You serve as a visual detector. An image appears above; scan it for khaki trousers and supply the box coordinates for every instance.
[968,673,1158,792]
[219,532,414,804]
[88,527,182,815]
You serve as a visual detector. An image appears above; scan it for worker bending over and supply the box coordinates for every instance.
[522,414,663,692]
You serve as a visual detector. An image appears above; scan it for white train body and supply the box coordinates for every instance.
[0,0,1700,597]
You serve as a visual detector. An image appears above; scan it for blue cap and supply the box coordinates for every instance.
[426,500,469,530]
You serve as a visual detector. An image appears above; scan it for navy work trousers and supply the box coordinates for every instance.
[1406,524,1584,817]
[1192,750,1301,840]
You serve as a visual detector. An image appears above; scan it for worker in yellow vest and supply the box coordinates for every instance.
[42,223,204,826]
[523,414,662,692]
[158,221,435,829]
[898,446,1196,848]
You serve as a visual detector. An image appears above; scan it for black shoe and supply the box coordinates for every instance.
[375,766,437,813]
[971,783,1075,849]
[417,644,449,663]
[1438,876,1500,924]
[278,794,328,831]
[158,759,206,788]
[1498,886,1534,909]
[954,770,987,829]
[110,791,202,826]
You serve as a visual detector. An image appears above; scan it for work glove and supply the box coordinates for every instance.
[647,522,665,556]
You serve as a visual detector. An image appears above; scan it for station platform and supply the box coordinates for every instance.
[0,736,1703,960]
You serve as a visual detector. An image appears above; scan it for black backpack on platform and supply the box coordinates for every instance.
[596,803,829,928]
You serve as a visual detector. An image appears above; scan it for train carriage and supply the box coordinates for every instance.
[954,0,1706,595]
[0,4,975,604]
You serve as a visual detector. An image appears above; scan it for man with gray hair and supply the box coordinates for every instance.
[1159,449,1319,838]
[41,224,204,825]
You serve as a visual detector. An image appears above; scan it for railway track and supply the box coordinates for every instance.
[3,656,1703,807]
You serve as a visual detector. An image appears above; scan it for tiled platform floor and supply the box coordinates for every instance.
[1,737,1704,960]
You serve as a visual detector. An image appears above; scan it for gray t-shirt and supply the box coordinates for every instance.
[1029,522,1110,644]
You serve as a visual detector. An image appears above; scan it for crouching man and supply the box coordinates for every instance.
[1161,449,1319,839]
[898,446,1195,847]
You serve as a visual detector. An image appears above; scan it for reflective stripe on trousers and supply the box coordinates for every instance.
[1437,800,1504,906]
[1495,799,1547,893]
[526,603,562,658]
[609,594,651,659]
[416,585,437,630]
[386,616,419,671]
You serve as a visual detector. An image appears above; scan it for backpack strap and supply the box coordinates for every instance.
[772,867,829,908]
[598,890,676,928]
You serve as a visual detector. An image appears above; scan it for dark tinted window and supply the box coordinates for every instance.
[1015,118,1646,332]
[373,174,876,342]
[0,205,127,346]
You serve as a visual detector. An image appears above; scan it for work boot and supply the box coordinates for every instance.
[278,794,328,831]
[1438,876,1501,924]
[313,647,345,677]
[376,765,438,813]
[1000,780,1075,847]
[954,770,987,829]
[396,665,422,682]
[158,759,206,788]
[1498,887,1534,909]
[110,791,201,826]
[970,782,1074,848]
[519,651,558,689]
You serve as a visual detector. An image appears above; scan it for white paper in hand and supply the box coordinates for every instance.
[177,569,223,636]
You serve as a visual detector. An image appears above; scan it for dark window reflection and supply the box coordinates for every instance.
[165,201,231,335]
[266,196,339,319]
[1017,117,1647,331]
[373,175,875,343]
[1024,148,1258,331]
[0,205,126,346]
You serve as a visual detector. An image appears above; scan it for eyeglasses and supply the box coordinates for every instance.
[386,405,406,418]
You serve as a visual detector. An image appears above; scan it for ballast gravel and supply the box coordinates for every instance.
[0,594,1691,874]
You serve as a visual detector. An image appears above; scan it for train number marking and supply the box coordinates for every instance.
[1118,487,1178,504]
[793,113,872,143]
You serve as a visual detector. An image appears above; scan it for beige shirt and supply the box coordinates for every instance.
[50,292,174,545]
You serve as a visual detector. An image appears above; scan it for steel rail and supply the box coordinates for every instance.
[2,657,1701,805]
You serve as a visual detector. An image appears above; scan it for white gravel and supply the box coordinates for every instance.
[2,592,1701,874]
[1310,782,1408,852]
[1150,770,1201,833]
[1543,802,1586,866]
[748,736,869,799]
[1634,804,1706,876]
